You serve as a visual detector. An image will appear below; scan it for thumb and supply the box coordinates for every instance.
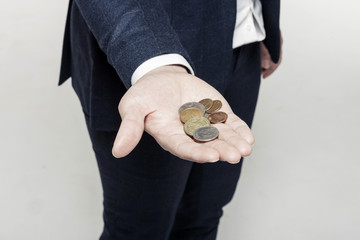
[262,59,271,70]
[260,42,271,70]
[112,109,145,158]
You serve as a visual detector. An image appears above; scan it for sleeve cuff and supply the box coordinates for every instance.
[131,54,195,85]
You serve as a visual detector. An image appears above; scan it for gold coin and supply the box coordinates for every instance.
[178,102,205,114]
[184,117,210,136]
[208,111,228,124]
[199,98,213,112]
[206,100,222,113]
[180,107,204,123]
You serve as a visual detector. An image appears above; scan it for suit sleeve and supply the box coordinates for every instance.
[74,0,194,89]
[261,0,281,63]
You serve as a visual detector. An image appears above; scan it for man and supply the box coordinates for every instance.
[59,0,282,239]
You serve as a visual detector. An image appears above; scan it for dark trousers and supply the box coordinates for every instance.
[84,42,261,240]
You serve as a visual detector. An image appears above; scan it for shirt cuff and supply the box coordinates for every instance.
[131,54,195,85]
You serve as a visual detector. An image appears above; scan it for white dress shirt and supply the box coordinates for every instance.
[131,0,266,85]
[233,0,265,48]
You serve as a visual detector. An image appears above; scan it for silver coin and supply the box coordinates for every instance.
[178,102,205,114]
[193,126,219,142]
[204,113,209,119]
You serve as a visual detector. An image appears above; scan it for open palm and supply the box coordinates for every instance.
[112,66,254,164]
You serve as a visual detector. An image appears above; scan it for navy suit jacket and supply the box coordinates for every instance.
[59,0,280,131]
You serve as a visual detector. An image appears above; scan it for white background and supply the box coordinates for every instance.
[1,0,360,239]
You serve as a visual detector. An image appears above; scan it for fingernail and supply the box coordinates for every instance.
[112,148,120,158]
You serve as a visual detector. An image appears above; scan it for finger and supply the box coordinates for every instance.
[203,138,242,164]
[215,123,253,158]
[260,42,271,70]
[112,111,145,158]
[226,113,255,145]
[260,41,269,57]
[262,61,281,78]
[262,66,276,79]
[260,41,278,79]
[261,37,282,79]
[261,56,273,78]
[261,58,272,70]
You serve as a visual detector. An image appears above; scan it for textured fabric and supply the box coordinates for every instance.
[132,0,266,85]
[58,0,280,131]
[84,43,261,240]
[60,0,194,89]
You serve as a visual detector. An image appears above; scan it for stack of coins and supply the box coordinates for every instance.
[179,99,228,142]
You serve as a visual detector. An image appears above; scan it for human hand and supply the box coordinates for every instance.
[111,65,254,164]
[260,33,283,79]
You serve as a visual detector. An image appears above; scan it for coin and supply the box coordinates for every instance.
[180,107,204,123]
[178,102,205,114]
[208,111,228,124]
[193,126,219,142]
[184,117,210,136]
[206,100,222,113]
[199,98,213,112]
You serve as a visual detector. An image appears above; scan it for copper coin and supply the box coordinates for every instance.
[199,98,213,112]
[184,117,210,136]
[208,111,228,124]
[178,102,205,114]
[193,126,219,142]
[180,107,204,123]
[206,100,222,113]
